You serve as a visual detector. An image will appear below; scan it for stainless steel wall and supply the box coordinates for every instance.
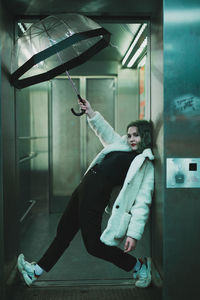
[151,0,164,281]
[16,83,49,220]
[0,4,16,300]
[16,87,31,219]
[29,83,49,202]
[50,78,81,212]
[164,0,200,299]
[0,3,5,298]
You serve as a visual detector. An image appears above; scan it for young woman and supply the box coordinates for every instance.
[18,99,154,288]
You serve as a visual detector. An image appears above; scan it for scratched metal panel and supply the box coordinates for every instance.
[51,78,81,199]
[164,0,200,299]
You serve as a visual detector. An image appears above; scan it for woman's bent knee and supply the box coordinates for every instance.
[84,239,101,257]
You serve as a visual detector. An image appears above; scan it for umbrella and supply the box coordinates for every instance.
[11,13,111,116]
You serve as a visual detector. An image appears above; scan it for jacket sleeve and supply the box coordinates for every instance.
[87,112,122,147]
[126,161,154,240]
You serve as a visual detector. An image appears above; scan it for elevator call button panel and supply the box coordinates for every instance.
[166,158,200,188]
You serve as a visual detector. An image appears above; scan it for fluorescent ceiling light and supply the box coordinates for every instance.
[137,55,146,68]
[127,38,147,68]
[122,23,147,66]
[18,22,26,33]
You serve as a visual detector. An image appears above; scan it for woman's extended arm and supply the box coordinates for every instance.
[78,98,122,147]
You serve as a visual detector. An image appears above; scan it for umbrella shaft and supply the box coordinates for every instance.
[64,69,79,96]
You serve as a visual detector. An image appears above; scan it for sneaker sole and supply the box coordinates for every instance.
[135,257,152,288]
[21,270,33,287]
[17,254,37,287]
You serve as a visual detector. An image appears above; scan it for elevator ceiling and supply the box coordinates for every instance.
[3,0,157,16]
[5,0,155,65]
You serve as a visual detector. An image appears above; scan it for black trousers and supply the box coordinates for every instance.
[38,166,137,272]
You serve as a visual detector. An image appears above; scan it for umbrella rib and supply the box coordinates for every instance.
[52,14,73,35]
[40,18,79,96]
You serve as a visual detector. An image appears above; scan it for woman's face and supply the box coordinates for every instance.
[127,126,141,151]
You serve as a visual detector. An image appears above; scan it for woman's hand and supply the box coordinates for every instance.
[78,98,96,118]
[124,237,137,253]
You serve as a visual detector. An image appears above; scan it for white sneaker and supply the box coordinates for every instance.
[17,254,38,286]
[134,257,151,288]
[133,258,143,280]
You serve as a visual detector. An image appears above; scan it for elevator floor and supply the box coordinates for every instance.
[13,283,162,300]
[15,199,162,299]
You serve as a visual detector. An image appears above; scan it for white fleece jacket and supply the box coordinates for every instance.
[86,112,154,246]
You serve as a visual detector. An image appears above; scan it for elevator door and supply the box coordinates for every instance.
[50,77,115,212]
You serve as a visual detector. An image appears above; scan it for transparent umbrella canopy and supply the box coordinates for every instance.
[11,13,111,115]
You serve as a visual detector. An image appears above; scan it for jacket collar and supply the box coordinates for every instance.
[142,148,154,160]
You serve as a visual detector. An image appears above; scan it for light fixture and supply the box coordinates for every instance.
[18,22,26,34]
[122,23,147,66]
[127,38,147,68]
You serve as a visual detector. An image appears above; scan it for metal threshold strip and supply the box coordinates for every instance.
[34,278,133,288]
[19,152,38,164]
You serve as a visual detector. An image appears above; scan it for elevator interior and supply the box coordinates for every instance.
[16,18,152,285]
[1,0,166,299]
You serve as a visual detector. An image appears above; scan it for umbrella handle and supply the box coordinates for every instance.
[71,94,86,116]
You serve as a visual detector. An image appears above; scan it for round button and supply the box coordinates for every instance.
[116,205,119,209]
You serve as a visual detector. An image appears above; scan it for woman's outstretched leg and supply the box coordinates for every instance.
[80,207,137,272]
[18,186,80,286]
[78,171,137,272]
[38,186,80,272]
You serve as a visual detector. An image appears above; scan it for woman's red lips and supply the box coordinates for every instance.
[131,143,136,146]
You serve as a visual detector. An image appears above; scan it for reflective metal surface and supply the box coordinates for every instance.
[164,0,200,299]
[51,78,81,212]
[16,83,49,218]
[16,87,31,217]
[150,0,164,283]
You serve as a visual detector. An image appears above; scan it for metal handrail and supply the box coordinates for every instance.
[19,152,38,164]
[20,200,36,223]
[18,136,48,140]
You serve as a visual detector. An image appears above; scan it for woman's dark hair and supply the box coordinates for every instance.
[127,120,153,153]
